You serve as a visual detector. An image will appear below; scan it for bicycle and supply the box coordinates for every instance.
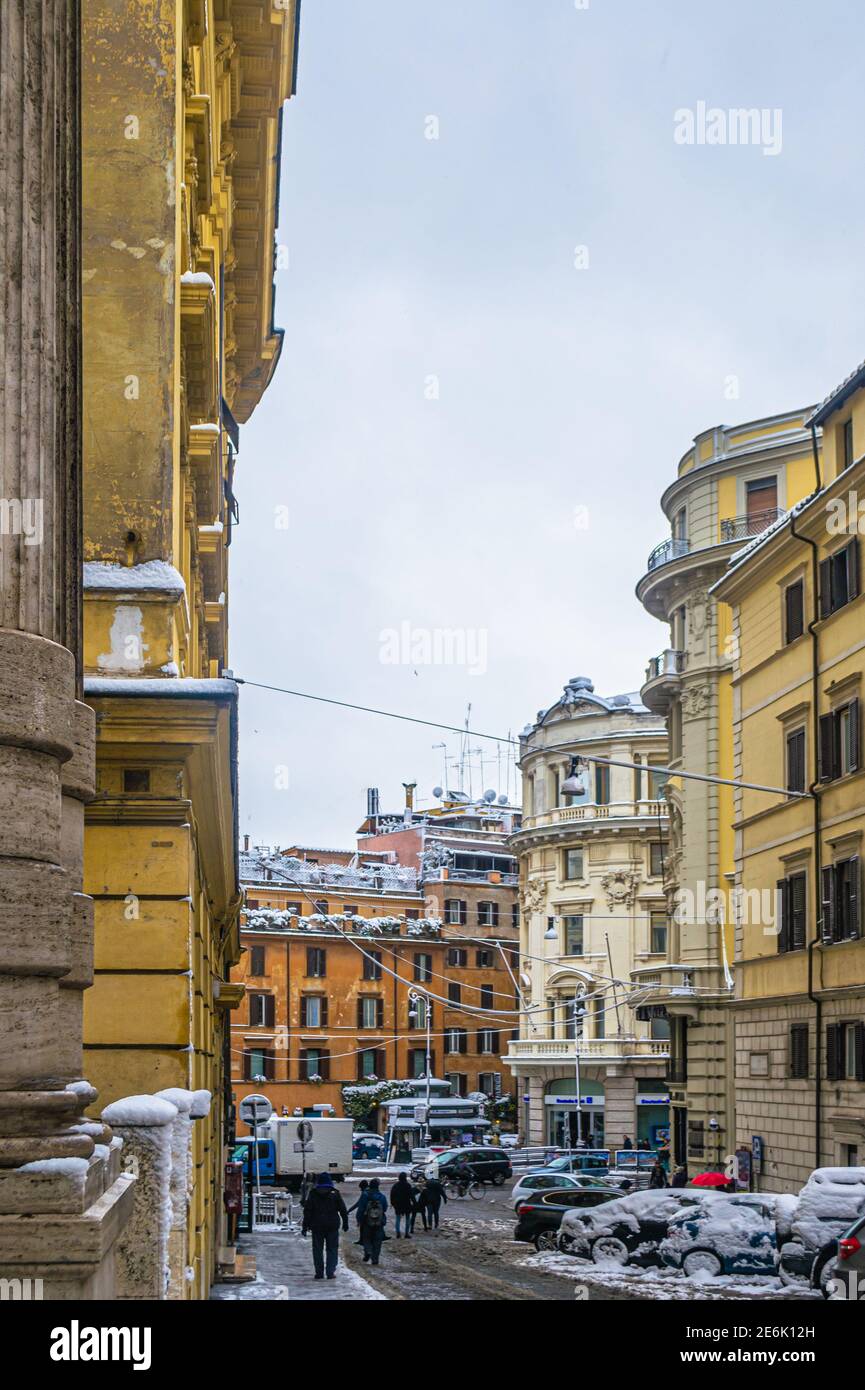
[445,1175,483,1200]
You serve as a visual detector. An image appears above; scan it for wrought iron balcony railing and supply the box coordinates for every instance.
[719,507,782,542]
[645,648,684,683]
[647,536,690,571]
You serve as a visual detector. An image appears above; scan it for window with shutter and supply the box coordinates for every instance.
[819,557,832,619]
[363,951,382,981]
[784,580,805,643]
[855,1023,865,1083]
[790,872,807,950]
[250,945,266,976]
[448,982,461,1004]
[819,714,835,781]
[822,865,836,943]
[785,728,806,794]
[777,879,790,954]
[789,1023,809,1078]
[827,1023,842,1081]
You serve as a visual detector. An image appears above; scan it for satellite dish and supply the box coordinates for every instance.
[483,789,496,803]
[497,794,508,805]
[432,786,443,799]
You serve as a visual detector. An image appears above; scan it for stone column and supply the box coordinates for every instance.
[101,1096,177,1300]
[603,1071,637,1151]
[0,1,132,1294]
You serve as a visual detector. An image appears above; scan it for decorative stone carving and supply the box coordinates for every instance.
[681,683,712,718]
[520,879,546,915]
[600,870,640,911]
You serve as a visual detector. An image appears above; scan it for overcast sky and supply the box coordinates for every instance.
[231,0,865,848]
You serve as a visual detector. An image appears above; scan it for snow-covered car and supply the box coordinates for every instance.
[557,1189,721,1265]
[511,1170,615,1213]
[499,1133,519,1149]
[779,1167,865,1293]
[659,1195,779,1278]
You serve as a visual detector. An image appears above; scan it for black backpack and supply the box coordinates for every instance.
[364,1195,385,1229]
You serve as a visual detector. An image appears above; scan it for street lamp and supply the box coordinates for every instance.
[570,988,588,1153]
[407,987,432,1147]
[561,756,590,798]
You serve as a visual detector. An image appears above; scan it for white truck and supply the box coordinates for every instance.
[253,1116,354,1192]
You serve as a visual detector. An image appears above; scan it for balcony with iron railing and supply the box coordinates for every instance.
[646,536,690,571]
[718,507,783,543]
[641,648,685,715]
[506,1036,670,1065]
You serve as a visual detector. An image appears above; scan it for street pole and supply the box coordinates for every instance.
[424,991,431,1147]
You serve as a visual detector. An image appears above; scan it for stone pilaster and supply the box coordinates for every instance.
[0,1,131,1295]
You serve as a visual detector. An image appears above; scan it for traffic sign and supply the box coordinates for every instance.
[239,1093,273,1127]
[297,1120,314,1144]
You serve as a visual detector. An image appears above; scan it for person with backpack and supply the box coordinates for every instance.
[356,1177,388,1265]
[389,1172,416,1238]
[301,1172,350,1280]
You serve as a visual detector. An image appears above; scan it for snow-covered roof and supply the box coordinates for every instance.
[243,907,440,937]
[807,358,865,427]
[240,848,418,893]
[713,491,820,585]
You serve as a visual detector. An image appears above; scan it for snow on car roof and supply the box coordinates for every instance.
[791,1167,865,1248]
[560,1188,720,1235]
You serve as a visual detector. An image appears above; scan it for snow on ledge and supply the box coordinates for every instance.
[155,1087,195,1114]
[181,270,216,291]
[84,676,238,700]
[190,1089,212,1118]
[18,1157,89,1177]
[102,1095,178,1128]
[84,560,186,597]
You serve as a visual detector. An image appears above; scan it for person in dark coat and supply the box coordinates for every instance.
[622,1135,633,1150]
[648,1160,668,1190]
[671,1165,688,1188]
[356,1177,388,1265]
[389,1172,416,1238]
[420,1175,448,1231]
[301,1172,349,1280]
[347,1179,369,1243]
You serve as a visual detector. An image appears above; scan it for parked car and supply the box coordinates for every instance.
[428,1146,513,1186]
[659,1195,779,1278]
[515,1187,620,1252]
[499,1133,519,1149]
[528,1150,611,1178]
[352,1132,385,1160]
[779,1167,865,1292]
[558,1189,722,1265]
[825,1210,865,1301]
[511,1171,616,1213]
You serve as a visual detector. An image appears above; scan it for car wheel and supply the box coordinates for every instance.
[778,1262,809,1288]
[591,1235,629,1266]
[682,1249,723,1278]
[557,1234,575,1255]
[492,1172,506,1186]
[534,1231,559,1253]
[813,1251,839,1298]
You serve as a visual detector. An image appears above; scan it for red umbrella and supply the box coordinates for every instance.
[690,1171,731,1189]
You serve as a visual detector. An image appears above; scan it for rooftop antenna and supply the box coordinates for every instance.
[432,741,448,791]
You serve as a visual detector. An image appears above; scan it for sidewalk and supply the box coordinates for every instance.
[211,1226,387,1301]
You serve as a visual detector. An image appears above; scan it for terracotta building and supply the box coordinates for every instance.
[231,824,520,1127]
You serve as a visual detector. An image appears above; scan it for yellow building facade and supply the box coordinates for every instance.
[715,366,865,1192]
[636,411,817,1171]
[79,0,301,1296]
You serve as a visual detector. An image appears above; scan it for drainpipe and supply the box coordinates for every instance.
[790,424,823,1171]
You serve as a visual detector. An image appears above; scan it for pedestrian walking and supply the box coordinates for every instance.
[411,1175,426,1232]
[301,1172,350,1280]
[389,1172,416,1238]
[622,1135,633,1150]
[421,1175,447,1231]
[347,1178,369,1243]
[356,1177,388,1265]
[648,1159,668,1189]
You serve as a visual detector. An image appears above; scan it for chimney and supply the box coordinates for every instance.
[243,834,250,851]
[367,787,380,818]
[403,782,416,811]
